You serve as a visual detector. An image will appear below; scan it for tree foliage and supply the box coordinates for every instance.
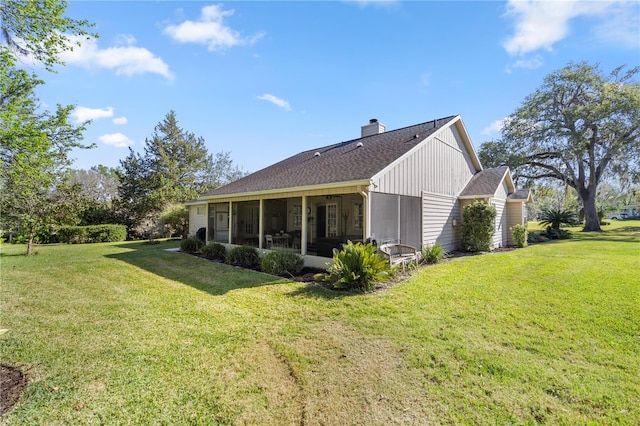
[0,0,96,71]
[485,62,640,232]
[116,110,245,235]
[0,1,95,254]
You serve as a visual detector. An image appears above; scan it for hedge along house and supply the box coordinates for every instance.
[186,116,532,268]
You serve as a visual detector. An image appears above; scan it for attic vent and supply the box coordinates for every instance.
[414,134,419,139]
[357,142,363,148]
[314,152,321,157]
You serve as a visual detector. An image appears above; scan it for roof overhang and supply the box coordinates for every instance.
[187,179,371,204]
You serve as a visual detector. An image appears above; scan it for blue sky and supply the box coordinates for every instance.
[32,0,640,174]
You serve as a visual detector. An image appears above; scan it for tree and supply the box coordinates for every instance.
[0,1,96,254]
[494,62,640,232]
[70,165,120,225]
[1,0,96,71]
[0,95,90,254]
[116,111,246,235]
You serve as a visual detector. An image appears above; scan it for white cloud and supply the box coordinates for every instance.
[502,0,638,56]
[164,4,264,51]
[99,133,135,148]
[257,94,291,111]
[72,106,114,123]
[60,35,173,79]
[482,118,507,136]
[112,116,128,125]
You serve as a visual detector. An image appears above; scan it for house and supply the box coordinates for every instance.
[186,116,532,268]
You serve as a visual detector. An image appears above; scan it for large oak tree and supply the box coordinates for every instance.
[485,62,640,231]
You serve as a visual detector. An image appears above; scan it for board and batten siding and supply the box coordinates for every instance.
[371,125,476,198]
[189,205,207,237]
[422,191,460,253]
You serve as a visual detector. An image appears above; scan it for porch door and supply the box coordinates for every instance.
[316,205,326,239]
[326,203,338,237]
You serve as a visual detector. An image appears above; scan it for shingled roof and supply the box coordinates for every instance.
[199,116,458,198]
[459,166,511,198]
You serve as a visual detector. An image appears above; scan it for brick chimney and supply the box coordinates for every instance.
[361,118,386,137]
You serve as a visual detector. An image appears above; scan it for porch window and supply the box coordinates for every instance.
[292,205,302,228]
[353,202,363,230]
[327,203,337,237]
[196,206,205,216]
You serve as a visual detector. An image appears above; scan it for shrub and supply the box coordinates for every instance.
[58,225,127,244]
[314,241,396,292]
[180,237,204,254]
[421,243,445,264]
[538,207,579,230]
[527,230,548,244]
[510,224,528,248]
[201,242,226,261]
[226,246,260,269]
[261,250,304,276]
[461,200,496,252]
[544,227,573,240]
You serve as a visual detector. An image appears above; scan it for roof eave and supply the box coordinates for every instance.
[190,179,372,202]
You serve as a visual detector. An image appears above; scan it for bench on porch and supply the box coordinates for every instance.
[378,243,420,269]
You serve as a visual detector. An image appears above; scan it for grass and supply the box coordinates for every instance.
[1,222,639,425]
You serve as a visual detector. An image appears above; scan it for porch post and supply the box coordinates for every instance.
[258,199,264,249]
[301,195,308,255]
[228,201,233,245]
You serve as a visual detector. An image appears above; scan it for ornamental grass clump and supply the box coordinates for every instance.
[314,241,396,292]
[421,243,445,264]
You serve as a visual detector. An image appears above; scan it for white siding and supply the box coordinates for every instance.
[422,192,459,253]
[189,205,207,237]
[372,125,476,197]
[491,198,507,249]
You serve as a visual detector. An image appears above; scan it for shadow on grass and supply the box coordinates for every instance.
[105,240,286,297]
[573,226,640,243]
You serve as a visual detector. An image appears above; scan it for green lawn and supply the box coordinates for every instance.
[1,222,639,425]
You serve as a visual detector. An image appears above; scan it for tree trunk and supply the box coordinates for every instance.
[580,189,602,232]
[26,234,34,256]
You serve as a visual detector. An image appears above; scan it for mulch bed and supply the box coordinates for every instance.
[1,364,27,417]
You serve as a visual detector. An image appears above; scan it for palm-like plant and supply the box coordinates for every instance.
[538,207,578,230]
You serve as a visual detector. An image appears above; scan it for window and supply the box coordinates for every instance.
[327,203,337,237]
[196,206,205,216]
[292,205,302,229]
[353,202,363,230]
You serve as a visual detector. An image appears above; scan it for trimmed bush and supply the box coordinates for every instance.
[527,230,548,244]
[58,225,127,244]
[201,242,226,261]
[421,243,445,264]
[544,227,573,240]
[510,224,528,248]
[461,200,496,252]
[180,237,204,254]
[226,246,260,269]
[314,241,396,292]
[261,250,304,276]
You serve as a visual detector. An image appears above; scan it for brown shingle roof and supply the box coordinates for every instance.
[201,116,458,197]
[508,188,533,201]
[459,166,509,197]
